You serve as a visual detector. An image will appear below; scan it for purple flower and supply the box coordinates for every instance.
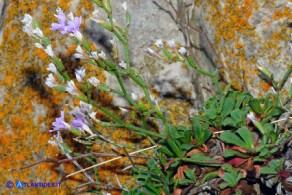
[72,114,93,134]
[50,8,82,34]
[50,8,67,33]
[72,114,85,129]
[65,16,82,34]
[50,111,71,132]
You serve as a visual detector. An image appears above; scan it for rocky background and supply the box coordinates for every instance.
[1,0,291,194]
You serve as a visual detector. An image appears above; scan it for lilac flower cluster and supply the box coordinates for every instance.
[50,101,94,135]
[51,8,82,40]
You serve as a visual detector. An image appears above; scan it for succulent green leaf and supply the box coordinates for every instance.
[223,149,249,158]
[222,117,237,127]
[222,96,235,118]
[236,126,254,150]
[220,131,245,148]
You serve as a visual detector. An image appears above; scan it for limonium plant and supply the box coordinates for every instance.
[18,0,292,194]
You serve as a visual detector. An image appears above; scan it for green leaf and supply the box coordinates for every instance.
[235,92,250,108]
[193,118,211,146]
[182,153,222,166]
[258,147,269,157]
[253,156,266,162]
[222,117,237,127]
[200,171,218,184]
[236,127,254,150]
[262,93,273,113]
[249,98,264,114]
[231,109,247,125]
[220,131,245,148]
[260,167,278,175]
[222,96,235,118]
[223,149,249,158]
[205,108,217,120]
[159,145,175,157]
[178,178,193,185]
[185,169,196,181]
[222,172,236,186]
[220,182,230,189]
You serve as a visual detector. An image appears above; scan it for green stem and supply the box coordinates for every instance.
[124,124,163,138]
[100,107,125,125]
[124,44,131,68]
[187,57,223,94]
[278,64,292,90]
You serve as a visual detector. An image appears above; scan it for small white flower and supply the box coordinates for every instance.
[155,39,164,48]
[80,101,93,112]
[98,51,106,60]
[147,48,156,55]
[287,2,292,9]
[147,48,163,59]
[88,77,100,87]
[167,39,176,48]
[178,47,188,56]
[118,61,127,69]
[47,63,57,74]
[91,10,104,24]
[44,45,54,57]
[45,73,58,88]
[74,45,85,58]
[122,2,128,11]
[76,45,84,54]
[22,26,33,36]
[21,14,33,25]
[131,93,138,101]
[35,43,43,49]
[247,112,257,123]
[90,51,99,60]
[66,80,80,96]
[73,53,84,59]
[33,28,44,38]
[81,123,94,135]
[75,67,86,82]
[89,112,97,120]
[70,31,83,41]
[21,14,35,37]
[119,107,130,113]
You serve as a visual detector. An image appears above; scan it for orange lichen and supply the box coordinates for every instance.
[235,42,244,49]
[198,0,292,97]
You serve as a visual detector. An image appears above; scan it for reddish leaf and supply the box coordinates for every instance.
[164,159,175,172]
[280,170,291,179]
[174,166,186,180]
[173,188,182,195]
[186,149,202,157]
[227,157,248,167]
[254,165,261,178]
[230,146,248,153]
[218,168,225,178]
